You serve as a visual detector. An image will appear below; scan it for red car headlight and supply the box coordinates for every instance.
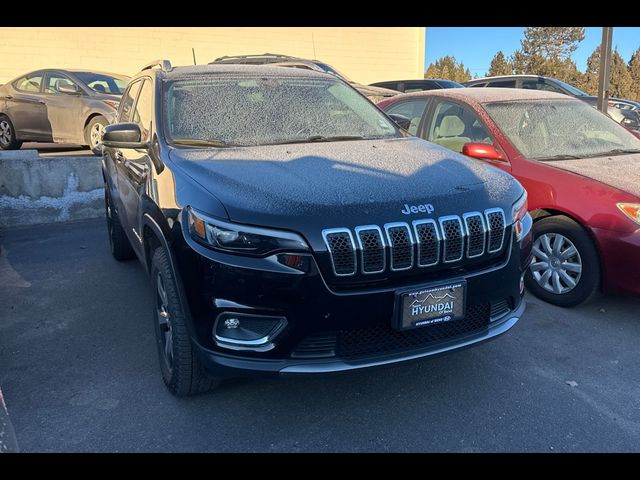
[617,203,640,225]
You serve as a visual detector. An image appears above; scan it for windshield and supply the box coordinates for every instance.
[484,99,640,160]
[74,72,129,95]
[552,78,589,97]
[164,76,399,147]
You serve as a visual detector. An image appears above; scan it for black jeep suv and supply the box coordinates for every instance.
[102,60,533,396]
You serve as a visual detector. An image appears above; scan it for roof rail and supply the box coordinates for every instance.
[210,53,296,64]
[141,59,172,72]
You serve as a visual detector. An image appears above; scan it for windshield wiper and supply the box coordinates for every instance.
[586,148,640,157]
[305,135,365,142]
[263,135,365,146]
[171,138,228,148]
[533,154,582,161]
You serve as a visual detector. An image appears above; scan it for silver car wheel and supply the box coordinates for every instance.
[90,122,104,149]
[0,120,12,146]
[530,232,583,294]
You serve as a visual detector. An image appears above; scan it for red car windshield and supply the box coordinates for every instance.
[484,99,640,160]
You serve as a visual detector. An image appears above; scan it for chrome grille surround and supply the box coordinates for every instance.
[412,219,440,267]
[462,212,487,259]
[383,222,414,271]
[439,215,465,263]
[322,228,356,276]
[354,225,386,274]
[323,208,506,277]
[485,208,507,253]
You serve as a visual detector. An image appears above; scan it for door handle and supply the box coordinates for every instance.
[5,95,13,100]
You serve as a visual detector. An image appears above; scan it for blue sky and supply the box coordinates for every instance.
[425,27,640,77]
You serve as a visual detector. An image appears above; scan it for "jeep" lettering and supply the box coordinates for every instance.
[401,203,435,215]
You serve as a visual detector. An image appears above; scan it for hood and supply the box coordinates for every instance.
[351,82,399,98]
[546,153,640,198]
[169,137,521,231]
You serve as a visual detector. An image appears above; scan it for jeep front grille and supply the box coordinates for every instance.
[486,208,506,253]
[322,229,356,276]
[355,226,385,274]
[384,223,414,271]
[322,209,507,276]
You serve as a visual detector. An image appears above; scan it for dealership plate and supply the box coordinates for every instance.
[394,280,466,331]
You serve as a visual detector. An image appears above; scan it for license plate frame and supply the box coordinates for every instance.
[393,280,467,331]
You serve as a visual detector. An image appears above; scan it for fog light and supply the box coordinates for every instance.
[213,312,287,352]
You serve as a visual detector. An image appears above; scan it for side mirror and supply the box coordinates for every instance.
[57,83,80,94]
[102,123,147,149]
[462,142,505,161]
[387,113,412,131]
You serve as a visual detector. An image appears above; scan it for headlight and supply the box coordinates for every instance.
[187,207,309,256]
[512,191,529,240]
[617,203,640,225]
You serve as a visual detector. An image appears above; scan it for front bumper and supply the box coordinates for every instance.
[192,298,524,376]
[593,226,640,296]
[173,220,532,378]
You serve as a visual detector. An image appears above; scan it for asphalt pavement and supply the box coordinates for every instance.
[1,218,639,452]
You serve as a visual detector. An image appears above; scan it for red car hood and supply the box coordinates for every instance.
[546,153,640,198]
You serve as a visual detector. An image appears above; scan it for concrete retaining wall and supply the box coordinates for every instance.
[0,150,104,227]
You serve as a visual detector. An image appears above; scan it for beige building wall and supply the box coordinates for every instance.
[0,27,425,85]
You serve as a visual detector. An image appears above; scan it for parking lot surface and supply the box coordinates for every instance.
[1,218,639,452]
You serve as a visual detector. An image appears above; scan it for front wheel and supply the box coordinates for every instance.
[85,116,108,155]
[525,215,600,307]
[151,246,221,396]
[0,115,23,150]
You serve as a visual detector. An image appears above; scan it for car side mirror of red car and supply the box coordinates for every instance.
[462,142,505,161]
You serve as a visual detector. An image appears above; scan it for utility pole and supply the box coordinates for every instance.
[596,27,613,114]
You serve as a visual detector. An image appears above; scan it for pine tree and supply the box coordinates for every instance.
[628,48,640,101]
[425,56,472,82]
[510,27,585,79]
[487,51,513,76]
[521,27,585,59]
[609,49,634,99]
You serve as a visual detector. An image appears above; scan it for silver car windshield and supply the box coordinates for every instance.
[164,76,399,147]
[484,99,640,160]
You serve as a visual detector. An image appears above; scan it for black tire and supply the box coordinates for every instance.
[525,215,600,307]
[85,116,108,155]
[0,114,23,150]
[105,187,135,261]
[151,246,220,396]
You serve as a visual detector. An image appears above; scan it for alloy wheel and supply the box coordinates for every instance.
[156,272,174,371]
[90,122,105,149]
[530,233,582,294]
[0,120,12,146]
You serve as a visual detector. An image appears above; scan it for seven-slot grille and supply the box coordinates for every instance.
[322,209,507,276]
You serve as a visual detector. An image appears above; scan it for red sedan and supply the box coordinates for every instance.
[379,88,640,307]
